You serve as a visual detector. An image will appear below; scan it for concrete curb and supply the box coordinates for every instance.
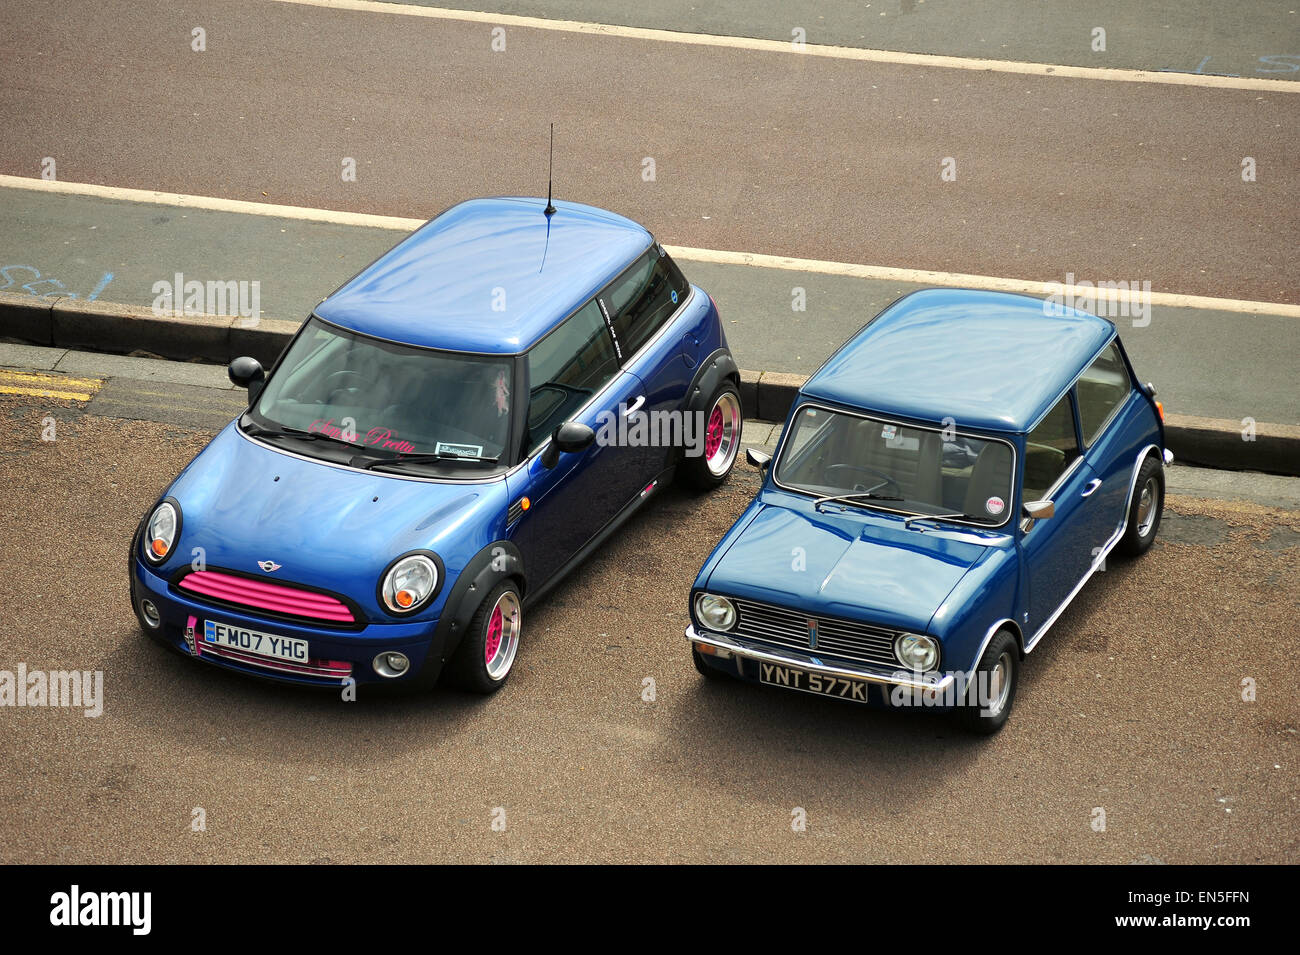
[4,292,1296,476]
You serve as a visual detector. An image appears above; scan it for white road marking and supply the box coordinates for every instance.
[3,175,1297,318]
[268,0,1300,93]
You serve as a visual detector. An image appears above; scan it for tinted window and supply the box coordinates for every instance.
[1076,341,1131,445]
[599,246,689,359]
[525,300,619,450]
[1023,394,1081,501]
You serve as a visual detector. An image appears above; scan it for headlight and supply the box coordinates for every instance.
[894,632,939,671]
[694,593,737,631]
[144,501,179,563]
[380,553,440,614]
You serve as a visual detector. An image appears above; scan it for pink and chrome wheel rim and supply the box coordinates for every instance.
[483,590,521,681]
[704,392,742,477]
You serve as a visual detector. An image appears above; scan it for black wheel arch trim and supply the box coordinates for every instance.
[420,540,526,682]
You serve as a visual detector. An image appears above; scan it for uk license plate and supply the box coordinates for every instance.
[203,620,309,663]
[759,662,870,702]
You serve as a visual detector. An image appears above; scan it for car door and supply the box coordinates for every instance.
[1020,392,1096,636]
[1074,339,1137,560]
[507,299,649,588]
[598,245,693,477]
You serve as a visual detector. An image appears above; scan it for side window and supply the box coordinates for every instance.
[1076,341,1132,446]
[1023,394,1081,501]
[599,247,689,359]
[525,300,618,451]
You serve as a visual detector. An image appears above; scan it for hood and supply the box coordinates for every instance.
[162,425,505,605]
[703,496,991,633]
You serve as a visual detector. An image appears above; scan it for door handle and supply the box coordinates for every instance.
[622,395,646,418]
[1081,478,1102,498]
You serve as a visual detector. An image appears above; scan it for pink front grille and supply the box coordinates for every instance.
[178,569,356,624]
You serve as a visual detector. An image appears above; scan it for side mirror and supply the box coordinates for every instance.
[1022,499,1055,521]
[746,448,771,470]
[541,421,595,469]
[228,356,265,390]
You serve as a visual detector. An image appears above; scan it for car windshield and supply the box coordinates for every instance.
[247,317,514,469]
[774,405,1015,527]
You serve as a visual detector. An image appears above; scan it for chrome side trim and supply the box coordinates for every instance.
[687,624,955,692]
[1022,442,1160,653]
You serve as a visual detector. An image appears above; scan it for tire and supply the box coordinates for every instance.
[954,630,1018,735]
[446,582,522,694]
[679,381,743,490]
[1116,456,1163,558]
[692,646,730,680]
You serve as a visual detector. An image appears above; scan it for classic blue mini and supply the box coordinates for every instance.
[687,288,1169,733]
[131,197,742,691]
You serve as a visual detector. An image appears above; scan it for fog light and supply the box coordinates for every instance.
[140,599,161,629]
[373,651,410,678]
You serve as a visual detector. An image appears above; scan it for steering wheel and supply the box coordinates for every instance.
[823,464,902,496]
[322,369,368,397]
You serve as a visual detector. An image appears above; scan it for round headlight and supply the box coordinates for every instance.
[381,554,439,614]
[694,593,737,631]
[144,501,179,563]
[895,633,939,672]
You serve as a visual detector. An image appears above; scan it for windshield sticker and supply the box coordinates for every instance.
[435,441,485,459]
[880,424,897,441]
[985,496,1006,516]
[308,419,416,453]
[494,369,510,416]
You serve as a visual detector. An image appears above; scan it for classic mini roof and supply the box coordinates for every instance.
[801,288,1118,433]
[314,197,653,353]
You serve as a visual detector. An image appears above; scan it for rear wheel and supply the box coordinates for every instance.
[447,582,521,693]
[1117,456,1163,557]
[679,383,742,490]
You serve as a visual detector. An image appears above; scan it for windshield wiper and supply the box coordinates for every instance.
[241,418,362,451]
[813,491,904,512]
[903,511,980,529]
[361,451,500,471]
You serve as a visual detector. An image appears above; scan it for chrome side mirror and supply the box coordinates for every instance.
[1022,499,1055,520]
[746,448,771,470]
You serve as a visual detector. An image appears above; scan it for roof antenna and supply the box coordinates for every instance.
[544,123,556,217]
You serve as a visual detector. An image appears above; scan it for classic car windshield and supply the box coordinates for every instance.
[774,405,1015,526]
[248,318,514,466]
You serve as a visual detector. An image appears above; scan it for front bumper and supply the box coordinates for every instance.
[132,558,442,687]
[686,624,955,693]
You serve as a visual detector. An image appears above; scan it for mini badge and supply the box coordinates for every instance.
[985,496,1006,516]
[258,560,281,572]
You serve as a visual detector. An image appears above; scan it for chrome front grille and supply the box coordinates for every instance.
[732,598,899,669]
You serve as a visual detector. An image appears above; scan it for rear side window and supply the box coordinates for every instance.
[1023,394,1081,501]
[1075,341,1131,445]
[525,300,619,451]
[598,246,689,360]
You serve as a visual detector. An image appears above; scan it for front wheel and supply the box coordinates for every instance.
[446,582,522,693]
[953,630,1018,735]
[679,382,742,490]
[1116,456,1164,557]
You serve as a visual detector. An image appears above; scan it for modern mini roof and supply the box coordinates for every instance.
[801,288,1118,433]
[315,197,653,353]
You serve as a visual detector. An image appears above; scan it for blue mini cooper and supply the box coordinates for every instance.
[131,197,742,692]
[687,288,1169,733]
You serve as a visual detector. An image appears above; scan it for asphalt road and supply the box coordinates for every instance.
[1,0,1297,302]
[401,0,1300,78]
[4,188,1298,425]
[0,364,1296,864]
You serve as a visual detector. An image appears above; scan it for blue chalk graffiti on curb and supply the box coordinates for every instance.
[0,264,114,300]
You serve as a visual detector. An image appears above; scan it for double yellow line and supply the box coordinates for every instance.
[0,370,102,402]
